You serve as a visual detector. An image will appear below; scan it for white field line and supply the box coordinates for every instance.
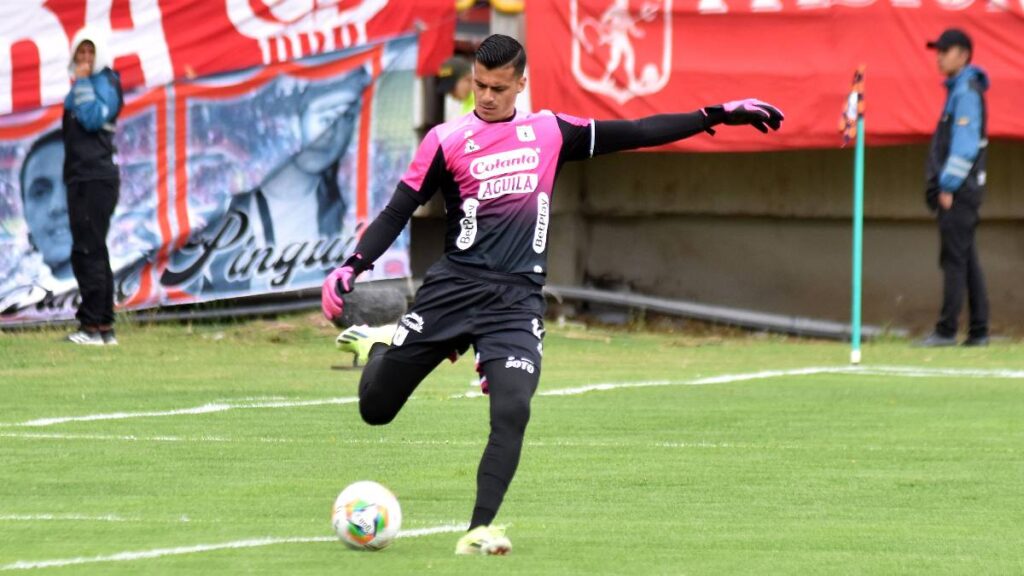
[852,365,1024,379]
[0,514,194,524]
[532,365,1024,398]
[0,432,235,442]
[454,365,878,399]
[537,366,854,397]
[0,514,127,522]
[4,365,1022,429]
[5,397,359,428]
[0,432,297,444]
[1,433,1011,454]
[0,432,747,450]
[0,523,467,572]
[211,396,289,402]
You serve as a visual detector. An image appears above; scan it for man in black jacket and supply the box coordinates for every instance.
[917,28,989,347]
[63,28,124,346]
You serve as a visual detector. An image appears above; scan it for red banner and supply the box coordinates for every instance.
[526,0,1024,151]
[1,0,454,115]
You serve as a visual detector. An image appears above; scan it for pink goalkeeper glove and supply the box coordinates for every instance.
[321,265,356,321]
[719,98,784,133]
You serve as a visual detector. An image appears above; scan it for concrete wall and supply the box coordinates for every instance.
[410,141,1024,333]
[581,216,1023,333]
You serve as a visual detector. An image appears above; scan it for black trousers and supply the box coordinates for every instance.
[935,201,988,338]
[67,178,119,328]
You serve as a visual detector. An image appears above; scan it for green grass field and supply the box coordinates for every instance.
[1,315,1022,574]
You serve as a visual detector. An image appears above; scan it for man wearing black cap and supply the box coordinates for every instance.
[917,28,990,347]
[437,56,474,120]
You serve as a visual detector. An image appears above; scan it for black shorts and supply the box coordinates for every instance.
[384,258,546,369]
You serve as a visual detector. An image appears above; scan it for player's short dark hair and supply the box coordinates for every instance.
[19,129,63,202]
[475,34,526,76]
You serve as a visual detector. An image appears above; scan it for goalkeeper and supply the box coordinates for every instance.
[321,33,784,555]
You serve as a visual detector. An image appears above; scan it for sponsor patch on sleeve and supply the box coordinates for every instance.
[957,116,971,126]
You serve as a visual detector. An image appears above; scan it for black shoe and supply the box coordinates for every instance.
[962,335,989,347]
[100,329,118,346]
[913,332,957,348]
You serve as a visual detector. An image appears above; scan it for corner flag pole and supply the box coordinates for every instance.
[841,67,866,365]
[851,112,865,364]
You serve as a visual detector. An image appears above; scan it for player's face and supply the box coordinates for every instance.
[297,87,360,174]
[473,62,525,122]
[74,41,95,74]
[936,46,969,77]
[22,141,72,272]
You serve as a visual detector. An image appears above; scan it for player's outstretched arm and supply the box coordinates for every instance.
[321,186,419,320]
[592,98,784,156]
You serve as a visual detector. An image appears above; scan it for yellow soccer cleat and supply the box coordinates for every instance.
[335,324,396,367]
[455,525,511,556]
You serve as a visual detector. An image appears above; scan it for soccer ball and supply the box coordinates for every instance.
[331,481,402,551]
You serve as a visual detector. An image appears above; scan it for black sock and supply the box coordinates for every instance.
[469,506,496,530]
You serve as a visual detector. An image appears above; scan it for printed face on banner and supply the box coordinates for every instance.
[0,104,162,321]
[19,135,72,280]
[296,71,366,174]
[162,63,375,296]
[570,0,673,104]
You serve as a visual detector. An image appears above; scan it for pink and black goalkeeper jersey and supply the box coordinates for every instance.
[399,109,594,285]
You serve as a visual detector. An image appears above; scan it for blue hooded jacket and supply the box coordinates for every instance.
[926,64,988,207]
[64,69,122,133]
[62,28,123,184]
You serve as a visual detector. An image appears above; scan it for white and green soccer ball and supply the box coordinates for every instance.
[331,481,402,551]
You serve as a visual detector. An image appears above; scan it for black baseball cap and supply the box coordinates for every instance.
[926,28,972,51]
[436,56,472,95]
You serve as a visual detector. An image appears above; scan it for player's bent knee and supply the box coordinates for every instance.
[359,397,397,426]
[357,353,428,426]
[356,370,393,425]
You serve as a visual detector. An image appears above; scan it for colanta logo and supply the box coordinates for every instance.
[469,148,540,180]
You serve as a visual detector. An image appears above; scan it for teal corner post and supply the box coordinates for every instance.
[850,115,864,365]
